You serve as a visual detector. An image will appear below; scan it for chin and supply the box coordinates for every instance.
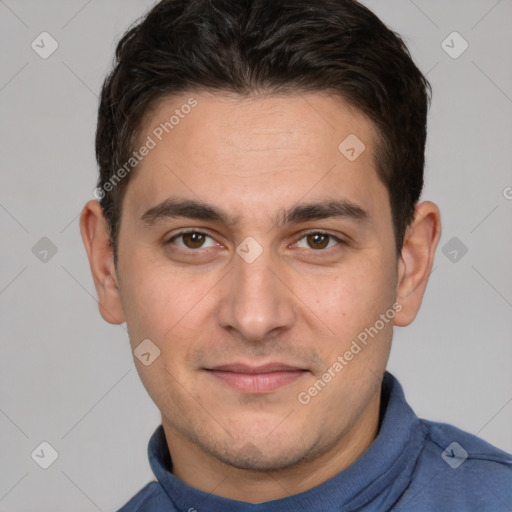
[203,428,315,472]
[216,442,309,472]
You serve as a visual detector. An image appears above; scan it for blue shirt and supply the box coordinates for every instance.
[118,372,512,511]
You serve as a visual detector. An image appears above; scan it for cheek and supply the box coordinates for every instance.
[119,258,206,343]
[119,264,212,394]
[293,259,396,341]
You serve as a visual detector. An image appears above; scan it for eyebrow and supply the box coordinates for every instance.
[140,197,369,228]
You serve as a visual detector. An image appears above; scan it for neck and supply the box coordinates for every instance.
[161,389,382,503]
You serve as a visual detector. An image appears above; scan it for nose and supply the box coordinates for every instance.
[216,245,297,343]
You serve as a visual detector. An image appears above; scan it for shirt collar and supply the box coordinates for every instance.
[148,371,426,511]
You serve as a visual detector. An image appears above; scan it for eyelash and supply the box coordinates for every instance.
[165,229,346,254]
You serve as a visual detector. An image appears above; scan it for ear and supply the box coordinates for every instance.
[79,200,125,324]
[394,201,441,326]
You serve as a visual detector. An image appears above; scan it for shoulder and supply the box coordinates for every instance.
[396,419,512,511]
[117,481,176,511]
[422,419,512,478]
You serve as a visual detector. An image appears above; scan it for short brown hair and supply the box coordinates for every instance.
[95,0,431,266]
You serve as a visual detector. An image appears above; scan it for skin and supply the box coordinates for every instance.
[80,90,441,503]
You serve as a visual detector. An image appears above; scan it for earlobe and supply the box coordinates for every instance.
[394,201,441,327]
[79,200,126,325]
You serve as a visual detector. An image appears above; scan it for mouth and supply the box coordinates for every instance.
[204,363,309,393]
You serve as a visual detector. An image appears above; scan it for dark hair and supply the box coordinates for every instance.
[95,0,431,266]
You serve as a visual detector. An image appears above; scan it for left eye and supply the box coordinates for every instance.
[295,232,341,250]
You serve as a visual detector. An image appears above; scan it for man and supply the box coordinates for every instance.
[79,0,512,510]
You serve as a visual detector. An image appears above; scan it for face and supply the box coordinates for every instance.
[106,91,402,471]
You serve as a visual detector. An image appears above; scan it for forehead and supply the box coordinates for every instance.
[124,90,388,225]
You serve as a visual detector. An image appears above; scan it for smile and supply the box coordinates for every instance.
[205,363,309,393]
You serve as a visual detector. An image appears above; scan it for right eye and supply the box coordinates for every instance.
[166,230,218,250]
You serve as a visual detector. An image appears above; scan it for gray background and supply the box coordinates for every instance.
[0,0,511,510]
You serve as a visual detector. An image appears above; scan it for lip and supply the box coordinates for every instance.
[205,363,308,393]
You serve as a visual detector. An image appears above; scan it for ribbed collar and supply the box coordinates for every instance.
[148,371,426,511]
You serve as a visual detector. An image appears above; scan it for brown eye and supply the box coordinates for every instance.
[295,232,342,251]
[168,231,217,250]
[306,233,330,249]
[182,232,206,249]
